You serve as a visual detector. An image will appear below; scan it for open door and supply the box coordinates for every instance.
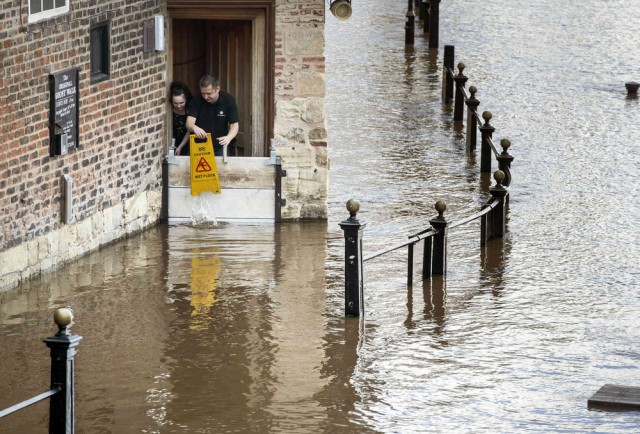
[168,1,274,157]
[172,19,252,156]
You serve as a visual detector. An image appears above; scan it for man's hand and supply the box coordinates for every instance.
[217,135,233,146]
[192,125,207,140]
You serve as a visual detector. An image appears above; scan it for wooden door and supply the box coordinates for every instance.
[207,21,251,156]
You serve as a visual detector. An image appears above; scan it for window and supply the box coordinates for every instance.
[90,21,110,84]
[29,0,70,23]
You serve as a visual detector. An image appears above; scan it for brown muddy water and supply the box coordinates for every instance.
[2,0,640,432]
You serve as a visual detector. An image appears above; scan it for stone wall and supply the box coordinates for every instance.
[0,1,167,290]
[274,0,328,220]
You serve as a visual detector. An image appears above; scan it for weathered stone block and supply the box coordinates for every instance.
[284,28,324,55]
[301,98,325,124]
[275,98,304,122]
[309,127,327,140]
[295,72,325,96]
[281,202,302,220]
[277,145,315,168]
[315,147,328,167]
[300,203,327,219]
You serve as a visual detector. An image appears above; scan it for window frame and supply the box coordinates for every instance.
[89,20,111,84]
[28,0,70,24]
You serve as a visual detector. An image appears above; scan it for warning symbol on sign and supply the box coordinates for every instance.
[189,133,221,196]
[196,157,212,172]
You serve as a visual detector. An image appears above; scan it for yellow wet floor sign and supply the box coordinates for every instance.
[190,133,221,196]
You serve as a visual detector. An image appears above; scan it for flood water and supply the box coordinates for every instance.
[2,0,640,432]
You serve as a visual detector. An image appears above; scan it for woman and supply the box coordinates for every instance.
[169,81,192,156]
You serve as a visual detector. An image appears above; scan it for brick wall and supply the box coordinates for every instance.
[0,1,167,287]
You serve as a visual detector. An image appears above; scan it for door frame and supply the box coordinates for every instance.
[167,1,275,156]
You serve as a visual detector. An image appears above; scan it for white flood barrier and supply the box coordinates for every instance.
[163,155,284,224]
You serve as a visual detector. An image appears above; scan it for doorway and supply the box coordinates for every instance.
[168,2,275,157]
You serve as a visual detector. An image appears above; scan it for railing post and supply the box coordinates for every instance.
[480,200,491,247]
[422,0,429,33]
[339,199,367,317]
[489,170,508,238]
[496,138,514,187]
[479,111,495,173]
[465,86,480,150]
[429,201,448,276]
[453,63,468,121]
[419,0,427,22]
[407,242,414,286]
[405,0,415,45]
[428,0,440,48]
[44,308,82,434]
[442,45,454,103]
[422,235,433,278]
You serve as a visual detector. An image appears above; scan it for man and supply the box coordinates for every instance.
[185,75,239,156]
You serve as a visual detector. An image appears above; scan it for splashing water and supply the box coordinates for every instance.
[191,192,218,226]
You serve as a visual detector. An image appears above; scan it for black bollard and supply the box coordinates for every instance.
[423,0,429,33]
[479,111,495,173]
[428,201,448,276]
[465,86,480,150]
[419,0,427,21]
[625,81,639,95]
[442,45,454,103]
[489,170,508,238]
[453,63,468,121]
[44,308,82,434]
[428,0,440,48]
[405,0,415,45]
[339,199,366,317]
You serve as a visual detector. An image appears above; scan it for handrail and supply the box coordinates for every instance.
[365,197,499,263]
[364,228,437,262]
[0,387,61,418]
[448,198,497,230]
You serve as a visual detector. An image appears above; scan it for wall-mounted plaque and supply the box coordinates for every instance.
[49,68,79,156]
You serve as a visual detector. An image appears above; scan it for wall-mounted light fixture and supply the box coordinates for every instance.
[330,0,352,20]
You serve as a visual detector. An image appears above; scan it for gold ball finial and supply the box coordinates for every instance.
[346,199,360,214]
[435,200,447,215]
[500,138,511,151]
[494,170,506,184]
[54,308,74,330]
[469,85,477,96]
[482,111,492,122]
[457,62,465,73]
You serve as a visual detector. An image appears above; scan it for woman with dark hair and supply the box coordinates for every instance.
[169,81,192,156]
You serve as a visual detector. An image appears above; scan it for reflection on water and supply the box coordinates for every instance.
[2,0,640,432]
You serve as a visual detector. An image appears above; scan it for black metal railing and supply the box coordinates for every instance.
[442,45,514,185]
[0,308,82,433]
[339,44,514,317]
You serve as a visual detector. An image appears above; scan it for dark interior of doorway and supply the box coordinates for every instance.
[172,19,252,156]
